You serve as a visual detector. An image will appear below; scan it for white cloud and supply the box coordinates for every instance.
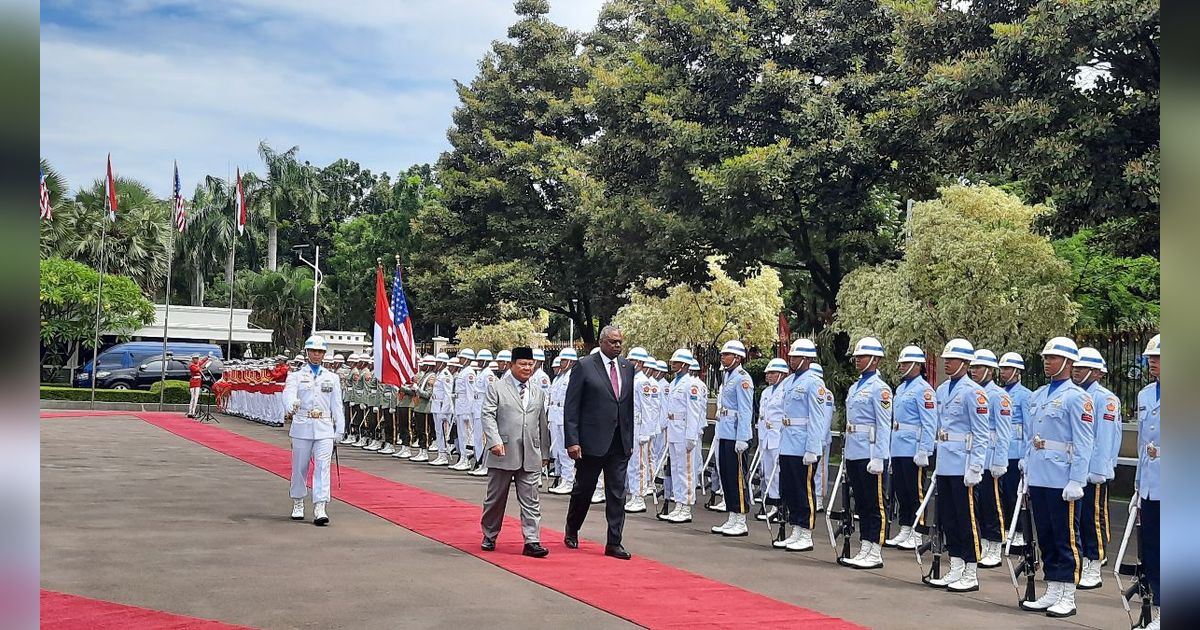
[40,0,606,196]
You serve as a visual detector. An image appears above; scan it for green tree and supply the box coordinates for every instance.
[613,256,784,359]
[834,184,1078,359]
[890,0,1159,256]
[40,257,155,379]
[40,175,173,294]
[1054,228,1159,331]
[206,264,328,354]
[455,304,550,352]
[177,174,265,305]
[257,141,326,271]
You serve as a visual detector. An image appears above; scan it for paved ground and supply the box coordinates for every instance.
[42,412,1133,629]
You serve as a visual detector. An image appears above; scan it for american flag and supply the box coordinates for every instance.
[234,167,246,235]
[173,162,187,232]
[39,168,52,221]
[391,263,417,383]
[373,266,402,386]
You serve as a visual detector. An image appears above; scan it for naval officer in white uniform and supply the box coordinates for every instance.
[284,335,346,526]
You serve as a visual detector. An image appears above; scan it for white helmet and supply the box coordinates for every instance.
[333,353,346,362]
[688,358,700,372]
[533,348,546,361]
[628,346,650,362]
[477,349,494,362]
[669,348,694,365]
[435,352,450,363]
[496,349,512,362]
[559,348,579,362]
[1041,336,1079,361]
[970,349,999,368]
[765,358,789,374]
[1076,347,1106,372]
[998,352,1025,370]
[789,338,818,358]
[303,335,328,351]
[458,348,476,362]
[655,360,668,372]
[551,356,562,368]
[293,354,304,361]
[809,362,824,377]
[852,336,885,357]
[941,338,975,361]
[898,345,926,364]
[1143,334,1160,357]
[719,339,746,358]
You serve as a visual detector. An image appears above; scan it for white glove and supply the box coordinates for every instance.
[913,452,929,468]
[803,452,818,465]
[867,458,883,475]
[1018,458,1026,473]
[639,434,651,445]
[1087,473,1105,485]
[990,465,1007,478]
[964,468,983,487]
[735,440,749,453]
[1063,480,1085,501]
[686,439,696,452]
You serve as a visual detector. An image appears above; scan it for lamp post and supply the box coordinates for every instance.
[569,297,578,348]
[294,244,323,335]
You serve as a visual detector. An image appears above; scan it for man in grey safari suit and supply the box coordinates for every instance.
[480,347,553,557]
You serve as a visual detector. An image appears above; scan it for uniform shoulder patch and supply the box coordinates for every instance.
[651,386,659,394]
[923,390,934,401]
[1106,399,1117,412]
[817,386,826,397]
[1083,399,1094,413]
[976,393,988,405]
[643,384,651,394]
[691,385,699,395]
[880,390,891,401]
[741,380,751,390]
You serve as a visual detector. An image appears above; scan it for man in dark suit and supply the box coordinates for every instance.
[563,325,636,559]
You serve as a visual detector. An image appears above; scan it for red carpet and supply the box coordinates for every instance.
[40,589,253,629]
[44,411,863,629]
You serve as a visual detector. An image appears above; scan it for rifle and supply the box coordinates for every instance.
[823,455,846,549]
[760,459,782,542]
[701,437,721,509]
[828,437,855,564]
[911,478,945,587]
[1114,495,1153,630]
[651,446,671,515]
[332,444,342,489]
[1003,475,1038,604]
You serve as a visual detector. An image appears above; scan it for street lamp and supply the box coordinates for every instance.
[569,298,578,348]
[294,244,323,335]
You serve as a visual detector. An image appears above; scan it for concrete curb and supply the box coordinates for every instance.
[40,400,192,413]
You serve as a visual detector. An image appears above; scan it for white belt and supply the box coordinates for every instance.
[1032,436,1072,453]
[937,430,972,449]
[893,421,919,432]
[846,424,876,440]
[718,408,735,417]
[782,417,808,427]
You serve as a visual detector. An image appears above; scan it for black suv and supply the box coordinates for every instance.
[88,354,223,391]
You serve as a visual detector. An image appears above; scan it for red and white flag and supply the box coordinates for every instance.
[105,153,118,222]
[39,168,52,221]
[373,265,404,386]
[235,167,246,235]
[173,161,187,232]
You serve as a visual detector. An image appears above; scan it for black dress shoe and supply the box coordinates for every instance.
[564,534,578,549]
[604,545,631,560]
[523,543,549,558]
[481,539,496,552]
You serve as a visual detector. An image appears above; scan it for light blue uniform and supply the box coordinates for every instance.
[775,369,828,457]
[1135,382,1160,500]
[715,366,754,442]
[1024,380,1095,489]
[844,372,892,462]
[891,375,937,458]
[1003,382,1033,460]
[983,382,1014,471]
[1085,381,1122,481]
[933,376,991,477]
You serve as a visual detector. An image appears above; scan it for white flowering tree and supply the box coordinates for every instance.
[613,256,783,360]
[455,302,550,352]
[835,184,1079,360]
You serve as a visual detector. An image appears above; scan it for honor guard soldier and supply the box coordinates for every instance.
[338,354,360,444]
[378,372,401,455]
[929,339,991,592]
[622,347,654,507]
[772,339,826,552]
[688,358,710,503]
[840,337,892,569]
[709,340,754,537]
[451,349,478,470]
[531,349,552,393]
[495,350,512,379]
[652,359,670,503]
[997,352,1033,547]
[810,362,834,512]
[1071,347,1121,589]
[1134,334,1160,629]
[659,349,704,523]
[283,335,345,526]
[1019,337,1095,618]
[399,358,430,460]
[470,350,498,476]
[362,357,384,451]
[967,349,1013,569]
[755,358,787,522]
[886,345,937,551]
[548,349,579,495]
[429,353,455,466]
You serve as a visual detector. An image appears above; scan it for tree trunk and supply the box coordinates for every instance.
[267,221,278,271]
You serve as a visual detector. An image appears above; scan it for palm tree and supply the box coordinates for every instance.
[258,141,325,271]
[41,175,172,294]
[178,173,265,305]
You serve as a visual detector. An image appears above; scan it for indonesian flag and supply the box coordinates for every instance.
[777,313,791,359]
[235,167,246,235]
[373,265,403,386]
[105,153,118,221]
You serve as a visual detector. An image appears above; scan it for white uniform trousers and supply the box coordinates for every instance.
[454,414,474,456]
[626,439,651,495]
[550,422,575,483]
[290,437,334,503]
[188,386,201,415]
[471,411,485,460]
[761,446,780,500]
[432,412,449,452]
[654,430,671,497]
[669,441,695,504]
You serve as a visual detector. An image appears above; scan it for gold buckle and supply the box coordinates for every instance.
[308,409,323,419]
[1033,434,1045,450]
[937,429,948,441]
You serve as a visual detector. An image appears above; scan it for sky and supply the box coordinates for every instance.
[40,0,607,197]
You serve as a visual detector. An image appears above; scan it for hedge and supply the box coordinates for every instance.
[41,384,214,405]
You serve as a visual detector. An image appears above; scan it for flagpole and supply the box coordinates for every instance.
[159,228,174,411]
[89,221,107,410]
[227,222,236,360]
